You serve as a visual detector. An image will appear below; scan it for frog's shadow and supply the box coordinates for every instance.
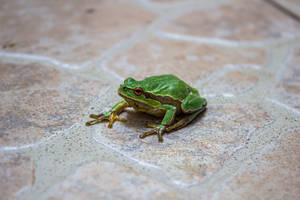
[121,109,159,129]
[121,108,207,131]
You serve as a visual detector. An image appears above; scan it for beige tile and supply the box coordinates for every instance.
[0,0,155,63]
[163,0,300,41]
[93,103,273,185]
[44,161,180,200]
[219,129,300,200]
[0,0,298,198]
[203,70,259,95]
[0,61,108,147]
[150,0,186,2]
[0,153,33,200]
[109,37,266,83]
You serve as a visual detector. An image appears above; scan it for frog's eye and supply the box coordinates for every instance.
[133,87,143,96]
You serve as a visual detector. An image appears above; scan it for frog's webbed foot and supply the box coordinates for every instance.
[139,125,166,142]
[85,112,127,128]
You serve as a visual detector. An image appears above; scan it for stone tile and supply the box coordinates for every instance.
[150,0,185,2]
[273,47,300,110]
[0,0,155,63]
[163,0,300,41]
[44,161,181,200]
[92,103,273,185]
[219,128,300,200]
[0,153,33,200]
[0,61,108,147]
[203,70,259,96]
[109,37,266,83]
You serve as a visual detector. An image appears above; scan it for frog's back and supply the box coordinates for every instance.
[139,74,198,100]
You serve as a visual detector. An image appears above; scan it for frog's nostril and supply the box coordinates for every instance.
[123,86,126,90]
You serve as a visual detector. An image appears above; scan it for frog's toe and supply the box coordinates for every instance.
[86,113,110,126]
[89,113,104,119]
[108,117,127,128]
[116,117,127,122]
[108,113,127,128]
[85,118,107,126]
[139,126,165,142]
[139,129,156,139]
[145,124,160,128]
[157,130,163,142]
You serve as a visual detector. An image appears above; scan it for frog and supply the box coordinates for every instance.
[86,74,207,142]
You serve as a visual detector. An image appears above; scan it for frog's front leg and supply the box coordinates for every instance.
[86,100,129,128]
[139,104,176,142]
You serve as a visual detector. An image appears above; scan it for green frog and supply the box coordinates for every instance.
[86,74,207,142]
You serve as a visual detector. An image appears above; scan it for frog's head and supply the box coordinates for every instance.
[118,77,159,106]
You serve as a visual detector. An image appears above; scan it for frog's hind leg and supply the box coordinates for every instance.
[140,104,176,142]
[166,93,206,132]
[141,110,204,139]
[181,94,207,113]
[166,108,205,132]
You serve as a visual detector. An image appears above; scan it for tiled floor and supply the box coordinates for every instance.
[0,0,299,199]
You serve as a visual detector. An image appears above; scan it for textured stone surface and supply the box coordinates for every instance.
[0,0,155,63]
[218,128,300,200]
[93,103,273,185]
[0,0,299,199]
[164,0,300,41]
[202,70,259,96]
[0,61,108,147]
[43,161,180,200]
[0,153,32,200]
[109,37,266,82]
[273,47,300,110]
[151,0,185,2]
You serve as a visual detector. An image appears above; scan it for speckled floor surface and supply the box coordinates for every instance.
[0,0,299,199]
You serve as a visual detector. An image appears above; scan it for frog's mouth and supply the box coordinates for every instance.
[118,90,130,100]
[118,87,135,101]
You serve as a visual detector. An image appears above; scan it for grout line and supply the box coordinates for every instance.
[158,31,260,47]
[82,13,183,67]
[1,0,299,199]
[93,134,162,171]
[81,0,236,81]
[92,130,200,189]
[185,41,299,198]
[0,51,81,70]
[210,125,300,200]
[267,98,300,116]
[0,51,116,83]
[133,0,234,14]
[0,123,81,154]
[0,134,55,154]
[157,31,300,48]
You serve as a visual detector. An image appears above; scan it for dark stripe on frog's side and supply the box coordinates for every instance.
[118,86,183,113]
[143,91,182,114]
[119,92,166,117]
